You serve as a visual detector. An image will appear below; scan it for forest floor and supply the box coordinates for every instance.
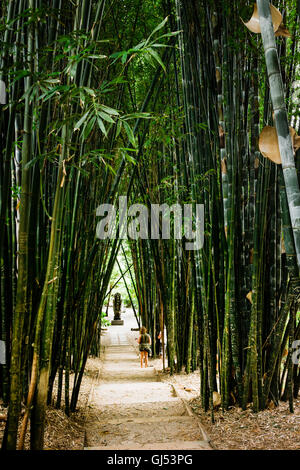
[0,358,99,450]
[0,308,299,450]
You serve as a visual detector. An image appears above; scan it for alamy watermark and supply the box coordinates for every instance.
[96,196,204,250]
[0,340,5,365]
[292,340,300,365]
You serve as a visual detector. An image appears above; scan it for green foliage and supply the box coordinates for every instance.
[110,16,180,72]
[101,312,111,327]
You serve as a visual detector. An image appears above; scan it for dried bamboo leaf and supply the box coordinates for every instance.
[275,24,291,38]
[213,392,221,408]
[60,160,67,188]
[294,136,300,152]
[243,4,282,34]
[219,125,225,148]
[246,291,253,304]
[259,126,299,164]
[259,126,282,164]
[221,158,227,174]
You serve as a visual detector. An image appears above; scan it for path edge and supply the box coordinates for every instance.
[83,343,106,449]
[153,367,213,449]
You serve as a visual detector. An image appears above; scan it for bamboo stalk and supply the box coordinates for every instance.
[257,0,300,272]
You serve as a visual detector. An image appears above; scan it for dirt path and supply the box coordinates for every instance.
[84,309,211,450]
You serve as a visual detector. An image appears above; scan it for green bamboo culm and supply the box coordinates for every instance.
[4,0,34,449]
[257,0,300,273]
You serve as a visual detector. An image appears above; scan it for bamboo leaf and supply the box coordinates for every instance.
[82,116,96,140]
[122,113,152,120]
[83,87,96,97]
[98,111,115,123]
[146,48,166,72]
[145,16,169,44]
[123,152,137,165]
[116,120,122,138]
[123,121,137,148]
[74,111,90,131]
[155,31,182,40]
[97,117,107,137]
[130,41,146,51]
[121,53,128,64]
[100,105,119,116]
[87,55,107,59]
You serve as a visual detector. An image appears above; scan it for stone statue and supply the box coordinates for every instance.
[112,293,124,325]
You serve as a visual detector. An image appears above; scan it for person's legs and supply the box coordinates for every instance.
[140,351,144,367]
[144,351,148,367]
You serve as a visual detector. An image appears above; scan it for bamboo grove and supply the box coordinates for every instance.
[0,0,300,450]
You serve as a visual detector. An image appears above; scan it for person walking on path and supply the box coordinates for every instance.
[138,326,151,368]
[156,331,162,358]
